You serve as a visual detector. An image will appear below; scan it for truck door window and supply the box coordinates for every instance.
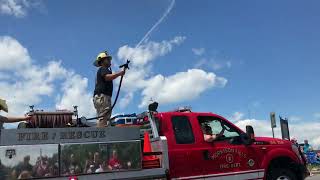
[198,116,239,141]
[171,116,195,144]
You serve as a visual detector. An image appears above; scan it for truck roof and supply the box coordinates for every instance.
[158,111,221,116]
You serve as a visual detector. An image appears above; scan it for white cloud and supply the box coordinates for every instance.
[117,37,228,109]
[194,58,207,69]
[0,36,31,70]
[235,119,280,137]
[139,69,227,108]
[0,72,11,80]
[119,92,134,109]
[0,0,29,17]
[212,61,223,71]
[55,74,96,118]
[233,113,320,150]
[230,111,244,122]
[194,58,232,71]
[314,113,320,120]
[288,116,302,122]
[0,61,67,115]
[118,36,186,67]
[117,36,187,108]
[192,48,205,56]
[0,36,95,123]
[0,0,44,18]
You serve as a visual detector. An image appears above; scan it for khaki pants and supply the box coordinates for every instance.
[93,94,112,127]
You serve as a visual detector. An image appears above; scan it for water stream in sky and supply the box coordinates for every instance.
[135,0,175,48]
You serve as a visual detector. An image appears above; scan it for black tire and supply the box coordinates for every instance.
[268,168,297,180]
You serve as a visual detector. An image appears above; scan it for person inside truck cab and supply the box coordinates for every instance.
[202,124,225,142]
[0,98,32,128]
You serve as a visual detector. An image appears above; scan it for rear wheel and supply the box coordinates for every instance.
[268,168,297,180]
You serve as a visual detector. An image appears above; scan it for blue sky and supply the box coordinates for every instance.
[0,0,320,146]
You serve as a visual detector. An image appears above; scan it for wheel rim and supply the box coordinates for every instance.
[276,175,291,180]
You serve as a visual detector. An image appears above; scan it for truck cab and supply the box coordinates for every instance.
[153,109,309,180]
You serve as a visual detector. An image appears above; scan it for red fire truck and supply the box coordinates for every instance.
[151,108,309,180]
[0,106,309,180]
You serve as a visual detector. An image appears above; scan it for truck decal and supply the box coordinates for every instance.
[219,162,241,169]
[218,154,242,169]
[1,127,140,145]
[211,148,247,160]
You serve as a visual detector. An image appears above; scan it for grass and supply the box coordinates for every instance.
[308,164,320,173]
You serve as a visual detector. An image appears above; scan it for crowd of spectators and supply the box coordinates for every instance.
[299,140,320,164]
[0,148,136,179]
[291,139,320,164]
[62,149,132,176]
[0,155,59,179]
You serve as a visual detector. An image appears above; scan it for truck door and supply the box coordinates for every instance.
[197,116,264,179]
[167,115,205,178]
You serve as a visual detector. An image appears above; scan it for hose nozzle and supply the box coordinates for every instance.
[119,59,130,70]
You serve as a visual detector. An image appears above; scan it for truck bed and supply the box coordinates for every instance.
[0,127,168,180]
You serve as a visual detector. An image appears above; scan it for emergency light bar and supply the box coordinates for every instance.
[173,106,192,112]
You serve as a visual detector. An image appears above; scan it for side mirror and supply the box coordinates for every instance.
[246,125,255,143]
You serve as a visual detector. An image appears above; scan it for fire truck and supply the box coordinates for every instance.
[0,104,309,180]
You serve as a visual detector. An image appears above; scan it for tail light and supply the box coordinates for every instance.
[69,176,78,180]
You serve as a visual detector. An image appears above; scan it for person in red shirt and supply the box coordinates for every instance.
[108,150,122,170]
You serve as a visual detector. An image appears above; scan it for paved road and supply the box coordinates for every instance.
[306,174,320,180]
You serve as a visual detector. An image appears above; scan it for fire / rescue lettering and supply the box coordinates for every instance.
[77,131,82,138]
[18,132,49,141]
[84,131,90,138]
[60,132,66,139]
[99,131,106,138]
[70,131,76,139]
[31,132,40,140]
[42,132,48,140]
[17,130,106,142]
[59,131,105,139]
[91,131,98,138]
[52,132,56,140]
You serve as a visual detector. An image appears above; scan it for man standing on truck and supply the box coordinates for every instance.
[93,51,125,127]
